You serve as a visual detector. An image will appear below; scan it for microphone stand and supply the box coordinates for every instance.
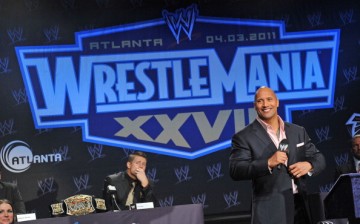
[110,193,121,211]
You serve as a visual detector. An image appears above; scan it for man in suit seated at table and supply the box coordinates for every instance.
[335,134,360,180]
[103,151,157,211]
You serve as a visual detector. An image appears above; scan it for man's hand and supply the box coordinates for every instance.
[135,168,149,188]
[288,162,312,178]
[268,151,288,169]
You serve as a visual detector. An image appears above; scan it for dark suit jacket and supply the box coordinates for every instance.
[103,171,157,211]
[229,119,326,224]
[0,181,26,214]
[334,160,356,181]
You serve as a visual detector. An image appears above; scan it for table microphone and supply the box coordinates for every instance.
[107,185,121,211]
[277,139,289,170]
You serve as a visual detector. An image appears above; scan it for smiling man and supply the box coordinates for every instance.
[229,86,326,224]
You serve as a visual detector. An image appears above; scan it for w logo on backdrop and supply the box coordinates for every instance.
[0,119,16,137]
[191,193,208,208]
[224,191,241,208]
[73,174,91,193]
[158,196,174,207]
[207,163,223,181]
[162,4,198,44]
[38,177,56,195]
[87,144,105,161]
[174,165,192,183]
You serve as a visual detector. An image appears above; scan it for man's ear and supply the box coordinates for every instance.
[126,161,131,169]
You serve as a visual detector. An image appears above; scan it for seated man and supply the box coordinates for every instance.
[103,151,157,211]
[335,134,360,180]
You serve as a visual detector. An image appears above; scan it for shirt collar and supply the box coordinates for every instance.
[256,115,285,132]
[353,157,360,169]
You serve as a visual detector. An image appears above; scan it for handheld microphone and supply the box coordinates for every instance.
[277,139,289,170]
[107,185,121,211]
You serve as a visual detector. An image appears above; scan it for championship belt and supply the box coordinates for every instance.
[94,198,106,211]
[50,194,107,216]
[50,203,64,216]
[64,194,95,216]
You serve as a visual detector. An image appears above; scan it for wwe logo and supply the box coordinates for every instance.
[73,174,91,193]
[224,191,241,208]
[307,12,323,27]
[162,4,198,44]
[38,177,56,195]
[335,153,349,166]
[315,126,331,143]
[12,89,27,105]
[88,144,105,161]
[7,27,25,44]
[339,9,354,25]
[53,145,70,161]
[158,196,174,207]
[0,119,16,137]
[343,66,358,83]
[319,183,334,193]
[333,96,345,113]
[191,193,208,208]
[175,165,191,183]
[207,163,223,181]
[346,113,360,136]
[0,57,11,74]
[146,168,159,183]
[44,25,61,43]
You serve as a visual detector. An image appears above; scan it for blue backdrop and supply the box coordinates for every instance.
[0,0,359,220]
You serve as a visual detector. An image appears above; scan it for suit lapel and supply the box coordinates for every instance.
[251,120,278,155]
[284,123,297,166]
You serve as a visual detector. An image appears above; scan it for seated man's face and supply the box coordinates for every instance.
[127,156,147,179]
[352,137,360,160]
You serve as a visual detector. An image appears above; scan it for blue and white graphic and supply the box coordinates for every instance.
[15,4,340,159]
[346,113,360,137]
[0,140,62,173]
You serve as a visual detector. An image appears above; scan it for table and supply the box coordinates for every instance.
[22,204,204,224]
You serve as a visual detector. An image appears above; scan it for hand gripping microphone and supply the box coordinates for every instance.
[107,185,121,211]
[277,139,289,170]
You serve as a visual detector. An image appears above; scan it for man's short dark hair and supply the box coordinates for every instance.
[128,151,147,162]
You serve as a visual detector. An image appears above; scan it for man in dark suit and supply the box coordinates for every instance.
[103,151,157,211]
[0,170,26,214]
[335,134,360,180]
[229,86,326,224]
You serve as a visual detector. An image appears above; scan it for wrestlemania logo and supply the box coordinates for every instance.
[16,5,340,159]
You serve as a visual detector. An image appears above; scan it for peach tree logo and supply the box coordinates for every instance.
[16,5,340,159]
